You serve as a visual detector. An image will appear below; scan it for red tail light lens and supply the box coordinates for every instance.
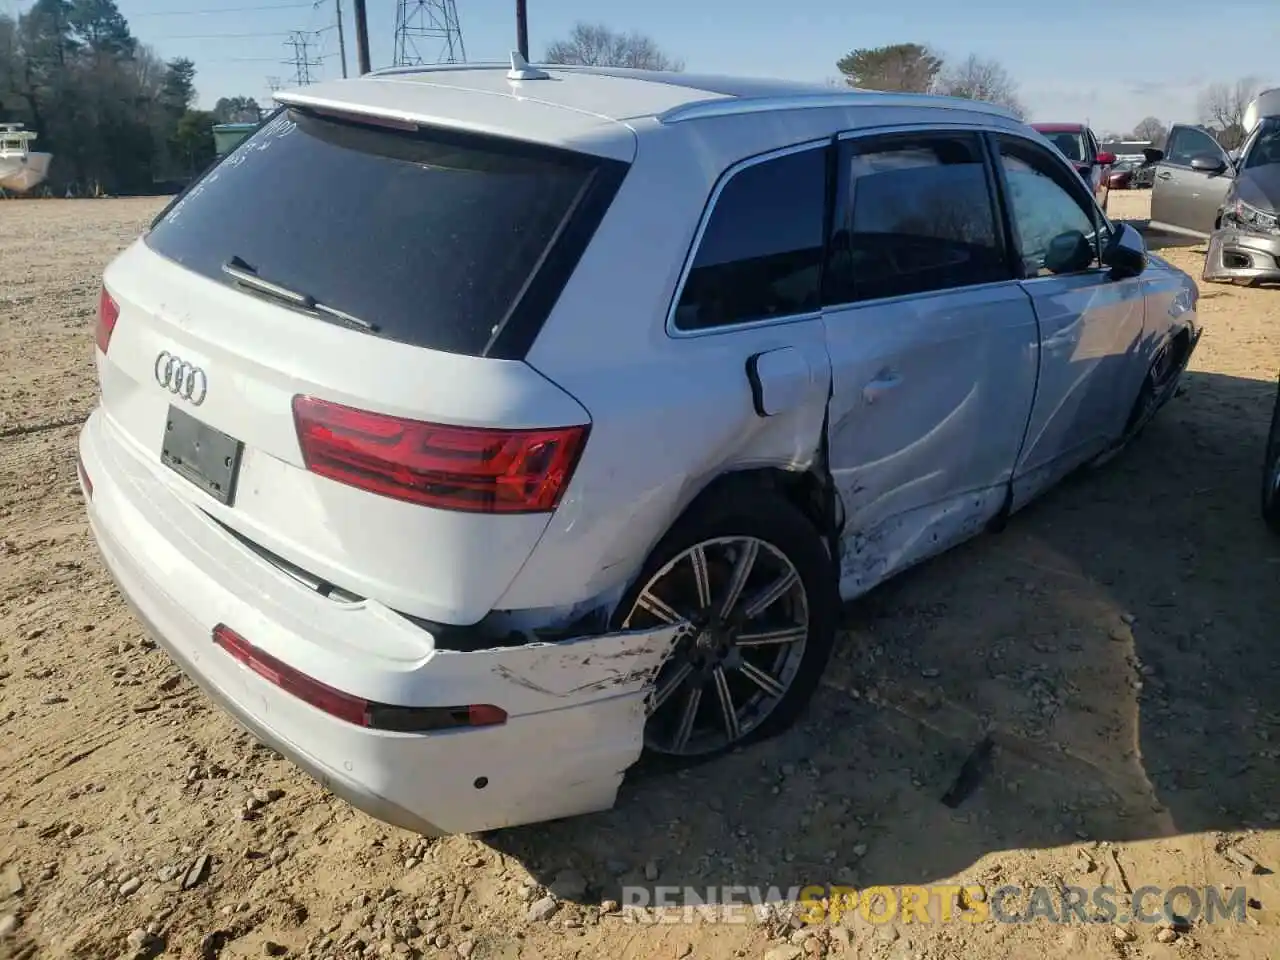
[292,396,589,514]
[212,624,507,732]
[96,287,120,354]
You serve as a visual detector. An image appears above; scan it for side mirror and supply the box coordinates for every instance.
[1096,151,1116,165]
[1142,147,1164,164]
[1102,222,1147,279]
[1189,154,1227,174]
[1044,230,1095,275]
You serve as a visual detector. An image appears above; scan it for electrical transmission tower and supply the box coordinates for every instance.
[393,0,466,66]
[284,31,323,86]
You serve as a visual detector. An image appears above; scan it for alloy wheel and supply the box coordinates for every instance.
[622,536,810,757]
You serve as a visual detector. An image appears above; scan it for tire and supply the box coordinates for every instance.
[1091,338,1184,469]
[612,486,839,765]
[1263,379,1280,535]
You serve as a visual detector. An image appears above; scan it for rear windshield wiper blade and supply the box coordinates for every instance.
[222,256,378,332]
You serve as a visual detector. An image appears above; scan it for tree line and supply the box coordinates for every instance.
[543,31,1031,119]
[0,0,259,196]
[2,7,1264,198]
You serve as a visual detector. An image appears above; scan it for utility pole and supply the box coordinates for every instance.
[515,0,528,60]
[352,0,371,74]
[334,0,349,77]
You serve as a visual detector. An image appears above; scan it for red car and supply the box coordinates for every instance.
[1030,122,1116,211]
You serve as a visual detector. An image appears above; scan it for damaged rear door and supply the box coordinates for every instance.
[819,128,1038,597]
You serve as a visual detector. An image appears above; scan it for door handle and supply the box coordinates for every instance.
[1157,171,1173,180]
[862,371,902,404]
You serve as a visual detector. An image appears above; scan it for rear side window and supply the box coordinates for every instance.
[672,145,826,331]
[824,133,1009,304]
[145,109,620,358]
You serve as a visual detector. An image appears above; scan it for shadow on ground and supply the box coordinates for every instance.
[485,368,1280,904]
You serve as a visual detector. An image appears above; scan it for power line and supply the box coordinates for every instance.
[129,2,314,17]
[153,32,294,40]
[284,29,323,85]
[393,0,466,66]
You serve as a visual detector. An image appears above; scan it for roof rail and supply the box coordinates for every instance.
[658,90,1020,125]
[366,61,509,79]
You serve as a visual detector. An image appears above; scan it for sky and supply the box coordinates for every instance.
[7,0,1280,134]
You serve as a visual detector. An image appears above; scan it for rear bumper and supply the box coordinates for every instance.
[1202,227,1280,283]
[97,534,446,835]
[79,408,678,835]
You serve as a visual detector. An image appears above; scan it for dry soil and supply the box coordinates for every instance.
[2,191,1280,960]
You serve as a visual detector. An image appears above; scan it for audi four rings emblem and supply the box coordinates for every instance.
[154,351,208,405]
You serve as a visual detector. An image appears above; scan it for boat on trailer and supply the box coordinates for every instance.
[0,124,53,193]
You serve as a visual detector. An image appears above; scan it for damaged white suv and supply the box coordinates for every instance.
[79,56,1200,835]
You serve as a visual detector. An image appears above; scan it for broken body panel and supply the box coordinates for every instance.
[1150,112,1280,285]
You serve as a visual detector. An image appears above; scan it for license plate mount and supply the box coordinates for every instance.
[161,405,243,506]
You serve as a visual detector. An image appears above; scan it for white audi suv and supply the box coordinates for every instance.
[79,56,1201,835]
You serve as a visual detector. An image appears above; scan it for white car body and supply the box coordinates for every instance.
[80,60,1201,835]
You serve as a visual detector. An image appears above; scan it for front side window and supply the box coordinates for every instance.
[996,136,1107,278]
[672,145,826,331]
[824,132,1009,304]
[1165,126,1225,167]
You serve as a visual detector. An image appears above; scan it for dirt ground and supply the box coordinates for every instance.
[2,190,1280,960]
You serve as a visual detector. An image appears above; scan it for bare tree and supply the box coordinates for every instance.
[1132,116,1167,147]
[933,54,1025,118]
[835,43,942,93]
[544,23,683,71]
[1197,77,1260,150]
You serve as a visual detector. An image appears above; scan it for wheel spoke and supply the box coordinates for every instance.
[738,660,788,699]
[636,588,687,625]
[688,544,713,611]
[741,568,800,620]
[719,540,759,618]
[672,686,702,752]
[651,662,694,710]
[735,625,808,647]
[712,666,741,741]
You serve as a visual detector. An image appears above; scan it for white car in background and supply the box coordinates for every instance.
[79,56,1201,835]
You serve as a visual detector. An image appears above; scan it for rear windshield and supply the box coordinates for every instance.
[145,108,614,357]
[1041,131,1086,163]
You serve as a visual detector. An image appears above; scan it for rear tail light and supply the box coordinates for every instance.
[292,396,589,514]
[212,624,507,732]
[95,287,119,354]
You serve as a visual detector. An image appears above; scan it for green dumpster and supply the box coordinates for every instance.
[212,122,260,158]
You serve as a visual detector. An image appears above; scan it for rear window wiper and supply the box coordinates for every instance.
[222,256,379,333]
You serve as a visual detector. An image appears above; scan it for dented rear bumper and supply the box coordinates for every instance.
[1203,227,1280,284]
[80,407,682,836]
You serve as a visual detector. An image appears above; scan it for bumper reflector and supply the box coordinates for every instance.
[211,624,507,732]
[77,454,93,500]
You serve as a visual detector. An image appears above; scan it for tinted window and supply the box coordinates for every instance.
[673,146,825,331]
[1043,131,1086,163]
[824,133,1008,304]
[1165,126,1224,166]
[1243,118,1280,170]
[996,137,1103,277]
[145,109,613,357]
